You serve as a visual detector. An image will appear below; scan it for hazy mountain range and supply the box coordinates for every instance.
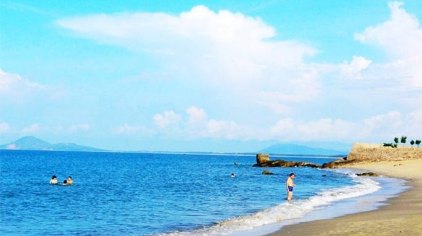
[0,136,348,155]
[0,136,104,152]
[259,143,347,155]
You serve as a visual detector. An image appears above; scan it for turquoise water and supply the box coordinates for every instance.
[1,150,383,235]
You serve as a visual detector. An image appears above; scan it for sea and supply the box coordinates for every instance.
[0,150,408,236]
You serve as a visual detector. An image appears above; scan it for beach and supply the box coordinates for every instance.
[268,159,422,236]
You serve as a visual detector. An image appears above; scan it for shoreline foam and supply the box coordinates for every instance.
[158,169,406,236]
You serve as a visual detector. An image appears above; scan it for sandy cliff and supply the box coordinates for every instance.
[348,143,422,161]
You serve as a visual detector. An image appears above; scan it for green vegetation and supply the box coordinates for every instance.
[384,136,420,148]
[383,143,398,148]
[400,136,407,146]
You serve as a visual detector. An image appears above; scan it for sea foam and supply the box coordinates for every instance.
[160,172,381,236]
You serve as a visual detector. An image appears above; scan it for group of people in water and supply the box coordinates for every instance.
[50,175,73,186]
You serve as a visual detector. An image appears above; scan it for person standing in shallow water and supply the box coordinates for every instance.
[286,173,296,201]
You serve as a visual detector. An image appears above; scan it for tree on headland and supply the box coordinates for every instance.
[394,137,399,145]
[416,140,421,147]
[400,136,407,146]
[383,143,394,148]
[410,140,415,147]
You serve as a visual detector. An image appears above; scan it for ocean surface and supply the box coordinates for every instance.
[0,150,407,235]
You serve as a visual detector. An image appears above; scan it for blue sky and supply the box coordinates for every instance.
[1,0,421,152]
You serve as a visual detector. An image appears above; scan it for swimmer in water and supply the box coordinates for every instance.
[50,175,58,185]
[67,176,73,185]
[230,173,235,178]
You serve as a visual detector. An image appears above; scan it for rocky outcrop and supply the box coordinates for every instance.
[256,160,321,168]
[356,172,378,177]
[256,153,270,165]
[254,154,322,168]
[321,158,356,168]
[253,154,353,169]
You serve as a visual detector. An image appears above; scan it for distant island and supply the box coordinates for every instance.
[0,136,104,152]
[260,143,347,156]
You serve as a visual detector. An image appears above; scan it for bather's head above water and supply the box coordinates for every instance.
[67,176,73,185]
[50,175,58,184]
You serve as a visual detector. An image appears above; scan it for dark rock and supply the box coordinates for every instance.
[254,155,358,169]
[302,163,321,168]
[321,158,358,168]
[262,170,274,175]
[322,162,335,168]
[253,156,322,168]
[356,172,378,177]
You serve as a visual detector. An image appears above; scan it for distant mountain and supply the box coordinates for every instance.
[0,136,104,152]
[260,143,346,156]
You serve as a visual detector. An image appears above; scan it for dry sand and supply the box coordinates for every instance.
[267,159,422,236]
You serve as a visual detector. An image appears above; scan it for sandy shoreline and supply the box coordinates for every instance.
[267,159,422,236]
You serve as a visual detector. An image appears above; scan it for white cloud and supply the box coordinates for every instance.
[151,106,257,140]
[270,110,422,142]
[153,110,182,129]
[270,118,359,141]
[113,123,148,135]
[57,6,319,115]
[21,124,41,134]
[57,6,315,63]
[362,110,422,139]
[355,1,422,87]
[0,122,10,133]
[186,106,207,125]
[340,56,372,79]
[7,144,17,150]
[0,69,44,98]
[152,106,422,143]
[68,123,91,133]
[205,119,253,140]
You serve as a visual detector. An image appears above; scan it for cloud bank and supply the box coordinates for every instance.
[356,1,422,88]
[22,2,422,146]
[58,5,319,116]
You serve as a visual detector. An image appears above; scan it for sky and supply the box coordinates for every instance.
[0,0,421,152]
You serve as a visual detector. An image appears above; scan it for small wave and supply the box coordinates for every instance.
[159,173,380,236]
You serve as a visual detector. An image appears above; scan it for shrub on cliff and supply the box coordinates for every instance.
[400,136,407,146]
